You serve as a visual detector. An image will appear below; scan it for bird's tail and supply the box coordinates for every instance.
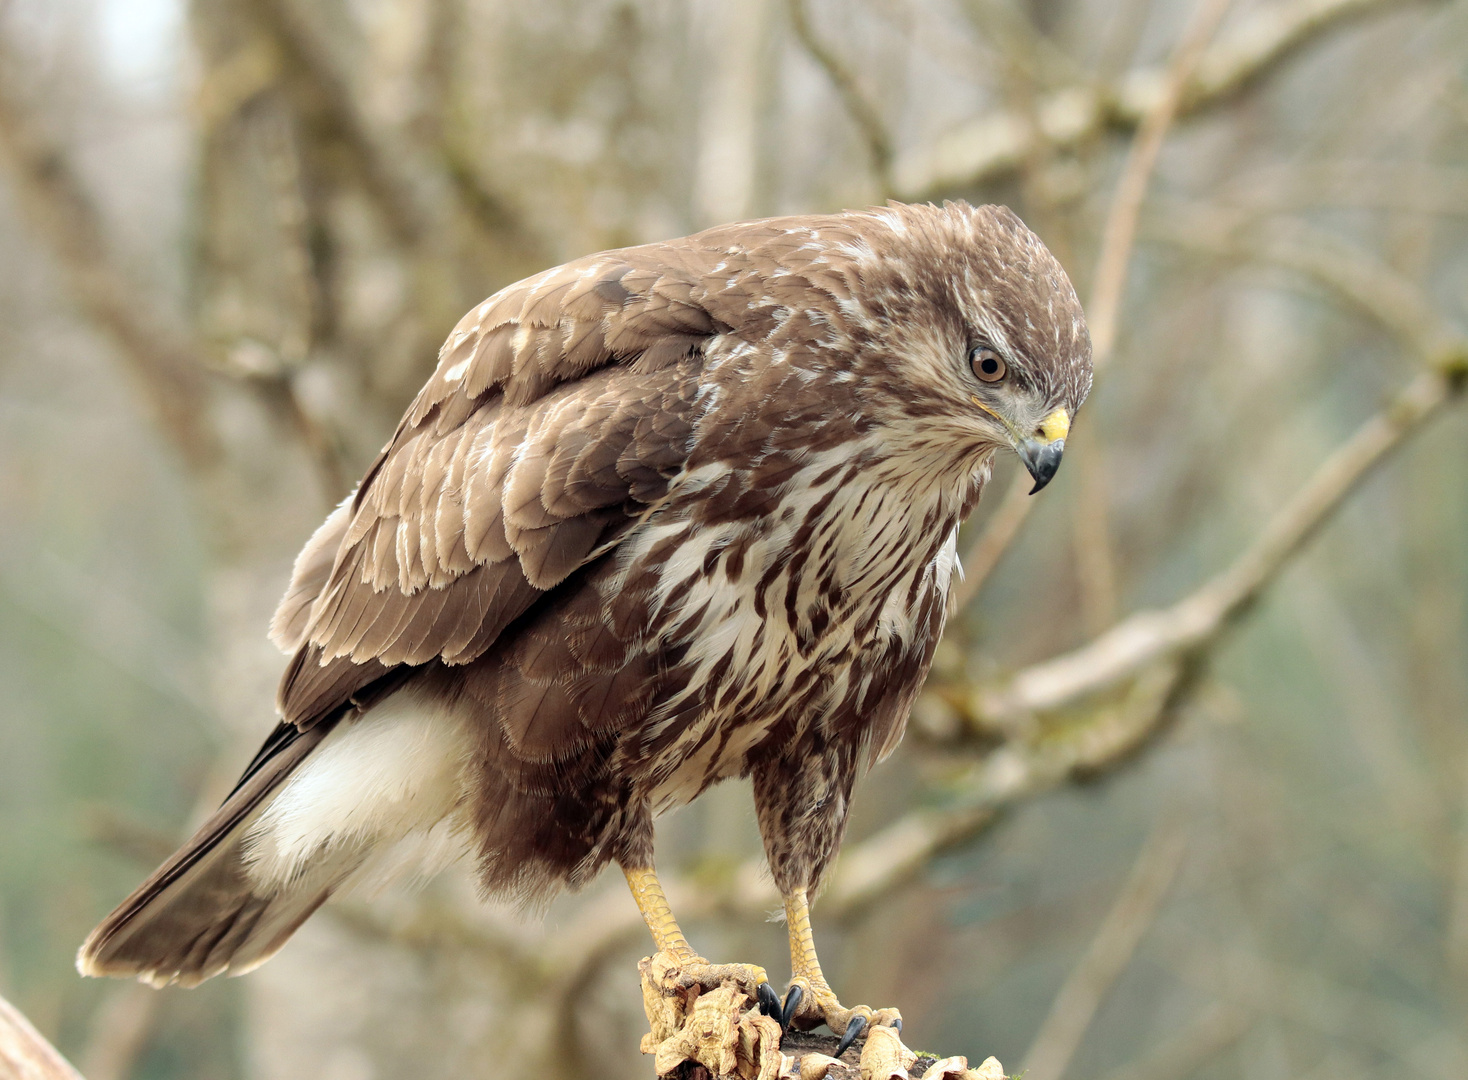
[78,692,476,987]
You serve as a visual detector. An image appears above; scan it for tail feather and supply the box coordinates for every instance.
[79,688,477,987]
[78,723,334,987]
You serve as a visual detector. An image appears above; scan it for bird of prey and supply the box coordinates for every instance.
[79,201,1091,1050]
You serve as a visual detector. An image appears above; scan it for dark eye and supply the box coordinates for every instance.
[970,346,1007,383]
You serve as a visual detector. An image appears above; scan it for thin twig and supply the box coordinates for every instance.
[955,0,1084,89]
[786,0,895,196]
[894,0,1416,198]
[958,0,1230,604]
[967,357,1464,729]
[1092,1001,1251,1080]
[1088,0,1234,370]
[0,43,352,503]
[1022,817,1189,1080]
[815,334,1467,918]
[1072,442,1120,634]
[1066,0,1231,630]
[0,60,216,473]
[1148,201,1462,359]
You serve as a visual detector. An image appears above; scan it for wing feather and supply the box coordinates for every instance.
[271,245,723,730]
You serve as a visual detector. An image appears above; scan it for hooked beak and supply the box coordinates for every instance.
[1018,408,1070,494]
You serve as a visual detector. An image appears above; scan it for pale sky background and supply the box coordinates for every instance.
[96,0,181,87]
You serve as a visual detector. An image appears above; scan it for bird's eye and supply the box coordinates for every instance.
[970,346,1007,383]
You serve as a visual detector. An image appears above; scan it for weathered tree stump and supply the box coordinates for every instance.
[638,949,1005,1080]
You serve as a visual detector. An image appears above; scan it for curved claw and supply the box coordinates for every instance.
[757,980,782,1017]
[780,983,805,1029]
[835,1014,868,1057]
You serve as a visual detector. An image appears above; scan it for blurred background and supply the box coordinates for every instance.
[0,0,1464,1078]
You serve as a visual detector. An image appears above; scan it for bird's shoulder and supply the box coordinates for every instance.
[268,221,879,729]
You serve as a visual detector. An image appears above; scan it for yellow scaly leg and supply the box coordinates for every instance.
[623,865,698,960]
[780,886,901,1053]
[622,865,772,1001]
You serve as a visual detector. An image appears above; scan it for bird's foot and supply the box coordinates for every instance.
[638,952,1006,1079]
[775,974,902,1057]
[638,948,784,1078]
[664,948,770,999]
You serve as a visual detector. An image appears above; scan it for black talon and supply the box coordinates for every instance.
[835,1014,868,1057]
[757,981,782,1017]
[780,984,804,1029]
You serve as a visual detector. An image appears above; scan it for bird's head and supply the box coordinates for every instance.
[845,202,1092,494]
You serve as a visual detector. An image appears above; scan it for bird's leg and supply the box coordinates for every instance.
[625,863,786,1075]
[779,886,901,1054]
[623,865,698,961]
[622,864,773,1004]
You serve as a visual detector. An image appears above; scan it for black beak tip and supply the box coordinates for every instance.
[1020,439,1064,495]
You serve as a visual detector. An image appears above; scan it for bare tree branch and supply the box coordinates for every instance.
[0,62,357,504]
[0,64,217,473]
[895,0,1420,199]
[1150,201,1462,359]
[1089,0,1234,370]
[1022,818,1189,1080]
[245,0,543,265]
[1093,1001,1252,1080]
[0,992,87,1080]
[955,0,1085,89]
[786,0,896,196]
[245,0,434,246]
[1066,0,1232,633]
[957,0,1230,604]
[960,357,1464,731]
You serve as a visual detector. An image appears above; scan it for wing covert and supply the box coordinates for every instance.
[272,249,718,728]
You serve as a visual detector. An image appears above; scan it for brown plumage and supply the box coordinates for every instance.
[79,202,1091,998]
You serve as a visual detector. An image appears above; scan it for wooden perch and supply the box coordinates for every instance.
[0,992,87,1080]
[636,952,1007,1080]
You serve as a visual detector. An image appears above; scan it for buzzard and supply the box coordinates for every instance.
[80,201,1091,1050]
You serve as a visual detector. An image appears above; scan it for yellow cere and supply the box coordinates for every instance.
[1038,408,1070,443]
